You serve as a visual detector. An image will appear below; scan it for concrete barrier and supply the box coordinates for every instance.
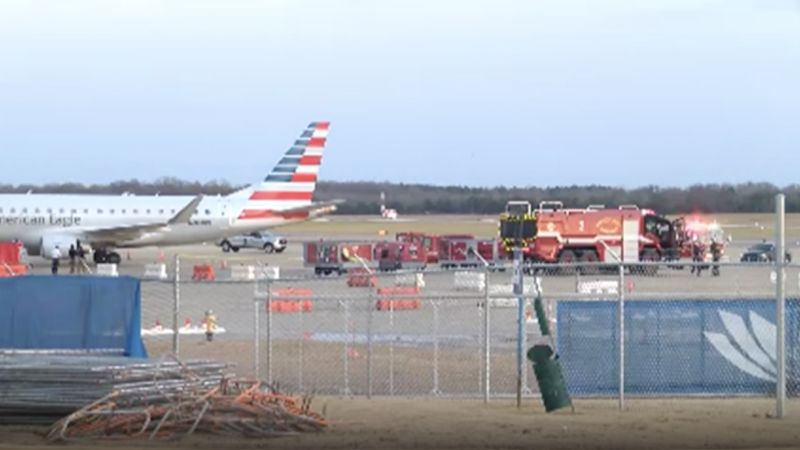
[454,271,485,291]
[230,265,256,281]
[95,263,119,277]
[143,263,168,280]
[257,266,280,280]
[395,272,425,288]
[577,280,619,295]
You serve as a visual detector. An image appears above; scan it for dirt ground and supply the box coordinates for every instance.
[1,398,800,450]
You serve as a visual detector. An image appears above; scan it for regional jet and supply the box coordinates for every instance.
[0,122,340,263]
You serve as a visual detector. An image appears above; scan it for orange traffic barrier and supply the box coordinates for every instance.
[0,264,27,277]
[192,264,216,281]
[269,288,313,313]
[375,287,422,311]
[347,268,376,287]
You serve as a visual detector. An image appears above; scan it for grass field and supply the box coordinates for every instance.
[280,213,800,242]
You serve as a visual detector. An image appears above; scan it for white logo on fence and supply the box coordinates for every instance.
[704,310,776,382]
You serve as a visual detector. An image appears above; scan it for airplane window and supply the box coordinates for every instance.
[98,209,103,214]
[59,208,64,214]
[10,208,15,213]
[83,209,88,214]
[0,208,3,213]
[34,208,40,214]
[205,209,210,215]
[109,209,115,215]
[46,208,52,213]
[133,209,138,214]
[21,208,27,214]
[171,209,175,214]
[146,209,150,214]
[121,209,126,214]
[158,209,164,214]
[71,209,76,214]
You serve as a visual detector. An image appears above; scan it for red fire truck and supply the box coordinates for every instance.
[438,236,507,269]
[499,201,680,272]
[396,232,440,263]
[304,240,375,275]
[374,241,428,271]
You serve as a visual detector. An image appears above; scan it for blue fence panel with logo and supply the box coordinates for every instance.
[557,299,800,396]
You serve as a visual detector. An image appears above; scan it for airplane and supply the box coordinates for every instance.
[0,121,341,264]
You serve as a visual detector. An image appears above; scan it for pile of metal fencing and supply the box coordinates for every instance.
[0,354,225,423]
[47,380,327,441]
[0,354,327,440]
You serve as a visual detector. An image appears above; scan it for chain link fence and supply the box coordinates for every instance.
[140,257,800,404]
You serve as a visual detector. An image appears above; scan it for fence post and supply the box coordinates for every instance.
[299,294,305,391]
[367,282,374,399]
[342,299,351,396]
[432,299,440,395]
[618,262,625,411]
[483,267,491,403]
[266,277,273,385]
[776,193,786,418]
[254,290,260,379]
[172,254,180,356]
[389,290,395,396]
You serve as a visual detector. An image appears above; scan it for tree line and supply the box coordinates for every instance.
[1,179,798,214]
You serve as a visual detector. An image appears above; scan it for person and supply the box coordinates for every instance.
[68,244,77,274]
[50,245,62,275]
[710,239,722,277]
[76,240,87,273]
[691,238,704,277]
[204,310,217,342]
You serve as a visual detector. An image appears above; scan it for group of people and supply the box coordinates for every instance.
[690,238,723,277]
[50,240,88,275]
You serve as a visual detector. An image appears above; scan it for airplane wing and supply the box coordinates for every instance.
[80,195,204,244]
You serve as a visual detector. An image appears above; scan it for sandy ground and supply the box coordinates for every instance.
[1,398,800,449]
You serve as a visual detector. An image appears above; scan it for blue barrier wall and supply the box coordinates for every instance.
[557,299,800,396]
[0,276,147,357]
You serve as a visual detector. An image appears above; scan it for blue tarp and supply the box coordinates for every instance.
[557,299,800,396]
[0,276,147,357]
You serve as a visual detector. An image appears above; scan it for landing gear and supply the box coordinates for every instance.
[93,248,122,265]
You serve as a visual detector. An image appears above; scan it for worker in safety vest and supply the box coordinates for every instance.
[204,309,217,342]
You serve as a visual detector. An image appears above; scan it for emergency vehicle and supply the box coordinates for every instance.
[438,236,507,269]
[396,232,440,263]
[499,201,679,273]
[304,240,375,275]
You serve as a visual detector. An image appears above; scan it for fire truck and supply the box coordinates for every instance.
[304,239,429,274]
[499,201,680,273]
[438,236,507,269]
[304,240,375,275]
[396,232,440,263]
[374,241,427,271]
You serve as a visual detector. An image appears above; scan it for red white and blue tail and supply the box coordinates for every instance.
[231,121,330,221]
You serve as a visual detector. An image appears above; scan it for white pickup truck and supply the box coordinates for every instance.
[219,231,287,254]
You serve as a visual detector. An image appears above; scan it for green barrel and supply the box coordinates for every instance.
[527,345,572,413]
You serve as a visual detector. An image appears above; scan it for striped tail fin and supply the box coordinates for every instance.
[233,121,330,221]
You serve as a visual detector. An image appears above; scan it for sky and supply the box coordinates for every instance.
[1,0,799,188]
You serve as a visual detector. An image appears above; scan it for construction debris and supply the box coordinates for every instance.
[0,354,224,423]
[0,354,327,440]
[47,379,327,441]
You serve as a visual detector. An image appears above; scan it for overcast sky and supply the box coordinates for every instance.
[1,0,798,188]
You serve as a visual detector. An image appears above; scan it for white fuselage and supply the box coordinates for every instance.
[0,193,298,255]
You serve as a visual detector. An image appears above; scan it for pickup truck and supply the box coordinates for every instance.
[219,232,287,254]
